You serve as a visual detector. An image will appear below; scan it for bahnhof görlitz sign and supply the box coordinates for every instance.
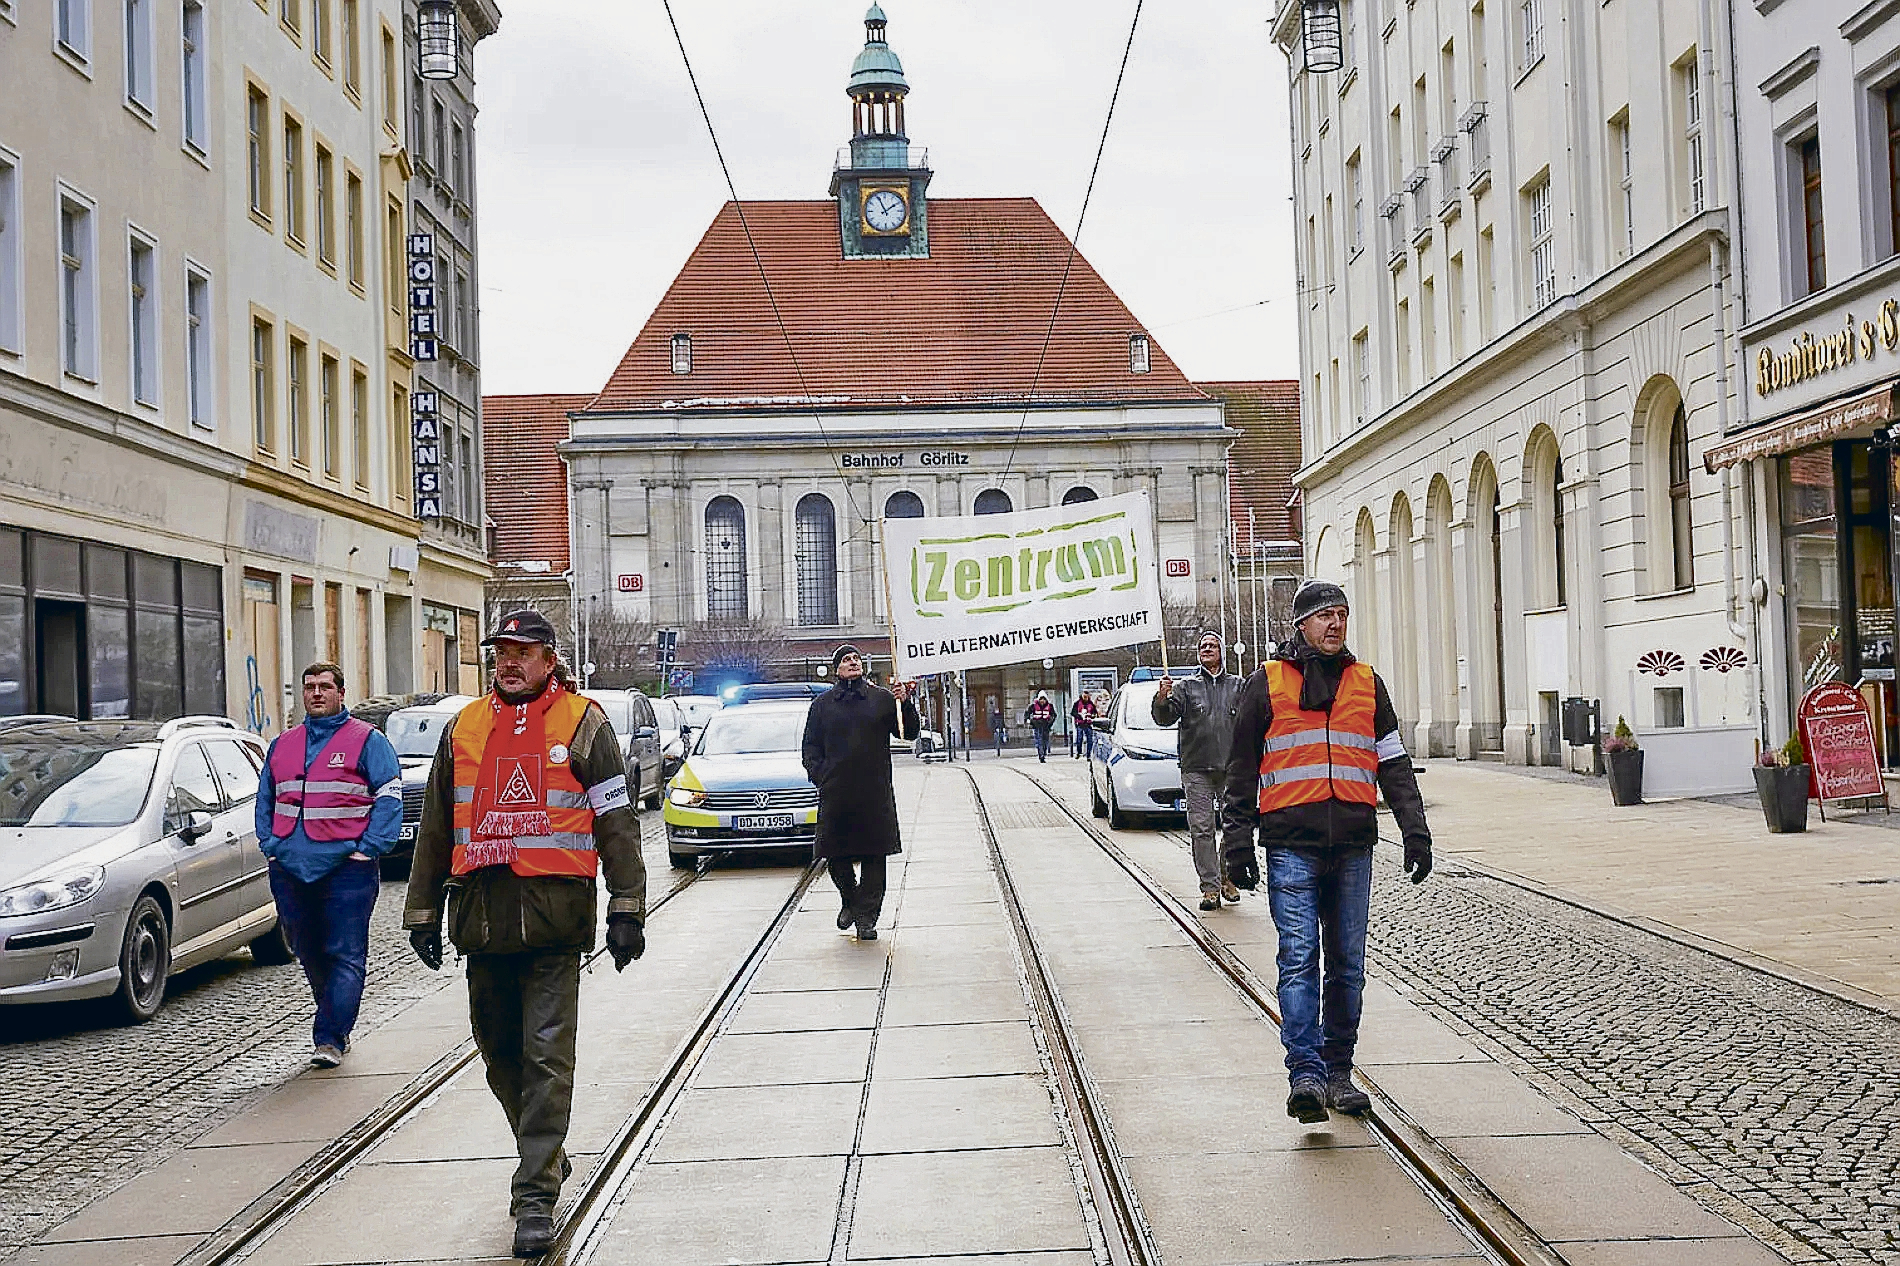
[840,450,973,468]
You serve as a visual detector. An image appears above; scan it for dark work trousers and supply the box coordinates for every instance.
[267,857,379,1051]
[828,854,888,930]
[466,950,581,1217]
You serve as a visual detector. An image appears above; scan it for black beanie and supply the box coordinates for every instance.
[832,643,863,670]
[1291,579,1349,624]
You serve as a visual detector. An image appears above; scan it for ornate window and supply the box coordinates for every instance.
[705,496,747,619]
[795,493,838,626]
[1060,486,1098,505]
[884,490,924,518]
[1668,404,1693,590]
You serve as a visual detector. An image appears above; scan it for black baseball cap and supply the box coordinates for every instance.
[481,609,558,648]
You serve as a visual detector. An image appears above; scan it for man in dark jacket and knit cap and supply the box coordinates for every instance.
[802,645,920,940]
[1223,579,1434,1125]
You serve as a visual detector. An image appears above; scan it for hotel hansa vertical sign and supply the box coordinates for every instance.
[408,233,442,520]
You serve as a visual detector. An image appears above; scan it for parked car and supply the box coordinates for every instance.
[585,689,666,810]
[662,699,817,869]
[0,718,291,1022]
[653,697,688,780]
[381,697,474,876]
[1085,679,1185,830]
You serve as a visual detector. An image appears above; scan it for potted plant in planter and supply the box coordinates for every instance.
[1753,733,1811,833]
[1603,716,1643,805]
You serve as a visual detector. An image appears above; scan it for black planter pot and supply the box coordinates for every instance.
[1754,764,1811,833]
[1607,748,1644,805]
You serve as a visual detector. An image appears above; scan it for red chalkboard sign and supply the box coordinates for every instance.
[1797,682,1887,809]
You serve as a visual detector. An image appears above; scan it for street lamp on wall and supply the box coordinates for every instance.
[1300,0,1343,74]
[418,0,459,80]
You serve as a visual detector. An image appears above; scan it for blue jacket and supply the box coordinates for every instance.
[255,708,405,882]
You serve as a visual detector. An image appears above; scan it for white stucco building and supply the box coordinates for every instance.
[1272,0,1757,793]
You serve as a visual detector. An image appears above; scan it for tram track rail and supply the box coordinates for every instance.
[181,850,816,1266]
[995,764,1565,1266]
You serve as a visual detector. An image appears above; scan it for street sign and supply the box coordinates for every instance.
[1797,682,1886,805]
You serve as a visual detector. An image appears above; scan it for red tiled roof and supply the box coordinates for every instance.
[586,199,1207,413]
[1196,380,1301,547]
[482,393,589,571]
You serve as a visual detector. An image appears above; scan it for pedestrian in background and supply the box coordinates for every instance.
[256,663,404,1068]
[1153,631,1243,911]
[802,645,919,940]
[1028,691,1057,762]
[1071,691,1097,758]
[989,700,1007,755]
[1224,580,1433,1125]
[403,610,646,1258]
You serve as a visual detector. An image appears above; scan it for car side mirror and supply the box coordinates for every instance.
[635,726,658,739]
[179,809,215,843]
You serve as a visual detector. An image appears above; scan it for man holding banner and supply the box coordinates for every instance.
[1222,580,1434,1125]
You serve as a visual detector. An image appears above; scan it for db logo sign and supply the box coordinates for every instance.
[1164,559,1191,578]
[616,574,644,593]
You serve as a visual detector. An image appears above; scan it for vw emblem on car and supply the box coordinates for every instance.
[753,791,771,809]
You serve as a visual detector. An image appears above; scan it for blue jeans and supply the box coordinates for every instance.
[268,856,380,1050]
[1033,727,1052,760]
[1264,845,1372,1083]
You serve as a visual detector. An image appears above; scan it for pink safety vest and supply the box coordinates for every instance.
[269,717,376,842]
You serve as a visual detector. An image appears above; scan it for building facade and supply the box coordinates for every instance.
[403,0,497,696]
[506,8,1241,738]
[1,0,492,735]
[1273,0,1755,794]
[1720,0,1900,767]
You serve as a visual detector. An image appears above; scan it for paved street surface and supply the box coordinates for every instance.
[5,755,1895,1264]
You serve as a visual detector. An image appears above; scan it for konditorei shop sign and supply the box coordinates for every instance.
[1753,299,1900,399]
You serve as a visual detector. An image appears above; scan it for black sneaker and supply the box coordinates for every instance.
[513,1213,554,1258]
[1327,1071,1372,1116]
[836,903,854,931]
[856,923,878,941]
[1286,1077,1329,1123]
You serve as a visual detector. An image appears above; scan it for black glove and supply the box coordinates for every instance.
[1403,835,1433,885]
[1226,846,1260,891]
[606,914,645,971]
[409,927,443,971]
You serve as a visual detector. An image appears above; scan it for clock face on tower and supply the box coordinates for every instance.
[862,188,909,234]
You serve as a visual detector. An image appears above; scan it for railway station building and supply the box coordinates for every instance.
[489,7,1299,743]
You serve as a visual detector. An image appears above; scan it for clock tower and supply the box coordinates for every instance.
[830,4,932,259]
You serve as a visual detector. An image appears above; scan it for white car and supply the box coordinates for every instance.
[1085,680,1185,829]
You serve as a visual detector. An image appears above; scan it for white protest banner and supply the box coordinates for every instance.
[882,490,1163,679]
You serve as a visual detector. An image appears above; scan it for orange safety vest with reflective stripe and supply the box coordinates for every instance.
[450,691,598,879]
[1257,660,1380,813]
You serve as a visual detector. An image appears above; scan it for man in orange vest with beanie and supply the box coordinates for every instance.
[1223,579,1433,1125]
[403,609,646,1258]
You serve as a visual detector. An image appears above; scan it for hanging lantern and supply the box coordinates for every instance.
[1301,0,1343,74]
[417,0,459,80]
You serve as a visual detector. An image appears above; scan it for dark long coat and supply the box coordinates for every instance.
[801,679,919,860]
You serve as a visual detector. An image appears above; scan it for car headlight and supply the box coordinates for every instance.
[1121,743,1172,760]
[0,866,107,918]
[668,786,707,808]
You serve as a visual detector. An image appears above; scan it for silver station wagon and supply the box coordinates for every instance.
[0,718,293,1022]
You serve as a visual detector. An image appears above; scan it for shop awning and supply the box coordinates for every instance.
[1704,382,1897,473]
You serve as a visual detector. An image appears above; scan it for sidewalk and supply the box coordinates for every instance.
[1412,760,1900,1014]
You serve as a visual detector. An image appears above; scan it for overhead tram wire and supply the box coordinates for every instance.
[658,0,869,532]
[1000,0,1145,482]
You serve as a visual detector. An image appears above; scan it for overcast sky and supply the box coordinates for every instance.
[474,0,1301,396]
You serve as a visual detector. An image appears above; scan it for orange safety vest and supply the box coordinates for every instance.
[450,691,599,879]
[1257,660,1380,813]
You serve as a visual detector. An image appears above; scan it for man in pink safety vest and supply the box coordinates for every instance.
[255,662,403,1068]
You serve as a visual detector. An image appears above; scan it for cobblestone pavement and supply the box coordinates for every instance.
[1363,848,1900,1265]
[0,820,667,1262]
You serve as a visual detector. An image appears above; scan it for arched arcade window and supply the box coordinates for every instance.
[973,488,1012,515]
[795,493,838,626]
[1668,404,1693,591]
[884,490,924,519]
[704,496,747,620]
[1060,485,1099,505]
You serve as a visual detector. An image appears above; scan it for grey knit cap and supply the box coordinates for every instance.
[1197,630,1224,649]
[1290,579,1349,624]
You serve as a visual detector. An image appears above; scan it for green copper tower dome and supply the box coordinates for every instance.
[848,4,908,95]
[832,3,932,259]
